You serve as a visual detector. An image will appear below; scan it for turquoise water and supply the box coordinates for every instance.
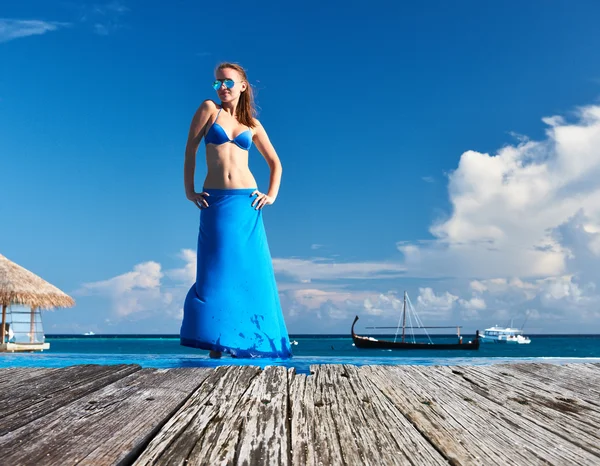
[1,334,599,374]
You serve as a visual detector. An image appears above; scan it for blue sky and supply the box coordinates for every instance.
[2,0,600,334]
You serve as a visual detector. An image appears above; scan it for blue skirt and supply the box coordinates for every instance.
[180,188,293,358]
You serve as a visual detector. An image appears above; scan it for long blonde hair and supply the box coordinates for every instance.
[216,62,257,128]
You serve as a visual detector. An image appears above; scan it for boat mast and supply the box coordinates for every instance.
[401,291,407,343]
[521,314,529,330]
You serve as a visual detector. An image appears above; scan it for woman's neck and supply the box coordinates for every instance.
[220,100,239,115]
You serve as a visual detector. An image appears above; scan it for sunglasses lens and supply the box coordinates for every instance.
[224,79,235,89]
[212,80,221,90]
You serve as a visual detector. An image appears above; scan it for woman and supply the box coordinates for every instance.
[180,62,292,359]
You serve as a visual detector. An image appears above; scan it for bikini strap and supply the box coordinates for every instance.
[214,108,222,123]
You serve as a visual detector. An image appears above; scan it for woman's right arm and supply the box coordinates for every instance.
[184,100,215,208]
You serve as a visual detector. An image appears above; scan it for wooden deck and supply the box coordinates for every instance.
[0,363,598,465]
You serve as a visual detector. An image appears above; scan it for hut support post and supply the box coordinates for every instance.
[30,307,36,343]
[1,304,6,343]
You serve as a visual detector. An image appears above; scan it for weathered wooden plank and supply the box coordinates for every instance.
[433,365,600,457]
[459,363,600,418]
[310,365,368,465]
[304,365,448,466]
[362,365,600,465]
[0,367,55,387]
[493,363,600,404]
[0,364,134,416]
[0,367,210,465]
[133,365,261,466]
[211,365,289,465]
[0,364,141,435]
[553,364,600,402]
[309,364,361,466]
[483,363,600,411]
[340,365,449,465]
[417,364,600,462]
[289,368,323,465]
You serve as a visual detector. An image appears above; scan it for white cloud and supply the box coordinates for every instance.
[270,256,411,329]
[389,105,600,331]
[77,261,168,317]
[80,261,162,294]
[538,275,590,306]
[272,257,405,281]
[469,280,488,293]
[164,249,196,283]
[396,105,600,281]
[278,286,406,333]
[0,19,69,43]
[415,287,458,316]
[469,277,537,300]
[457,295,486,319]
[282,287,401,318]
[459,296,486,311]
[76,253,197,320]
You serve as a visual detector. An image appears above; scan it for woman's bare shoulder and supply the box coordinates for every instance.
[251,118,264,130]
[198,99,219,114]
[191,100,218,127]
[188,100,219,140]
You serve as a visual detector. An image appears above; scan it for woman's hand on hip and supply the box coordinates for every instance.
[251,190,274,210]
[187,191,210,209]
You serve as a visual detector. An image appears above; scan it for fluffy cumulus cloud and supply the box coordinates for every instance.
[77,261,169,318]
[392,107,600,330]
[399,106,600,279]
[416,288,458,313]
[76,250,197,323]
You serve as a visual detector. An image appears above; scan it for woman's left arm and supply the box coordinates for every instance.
[251,120,283,209]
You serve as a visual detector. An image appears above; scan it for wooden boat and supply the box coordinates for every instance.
[351,291,480,350]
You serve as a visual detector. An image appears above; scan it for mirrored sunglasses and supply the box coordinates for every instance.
[212,79,235,90]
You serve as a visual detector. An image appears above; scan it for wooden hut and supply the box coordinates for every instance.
[0,253,75,352]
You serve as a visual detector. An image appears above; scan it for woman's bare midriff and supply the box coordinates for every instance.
[202,143,258,189]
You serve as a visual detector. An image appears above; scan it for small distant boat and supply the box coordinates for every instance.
[351,291,480,350]
[83,331,95,336]
[481,323,531,344]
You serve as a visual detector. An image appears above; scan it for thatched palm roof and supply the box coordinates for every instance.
[0,254,75,309]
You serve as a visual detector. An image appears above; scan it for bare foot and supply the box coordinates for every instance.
[209,350,222,359]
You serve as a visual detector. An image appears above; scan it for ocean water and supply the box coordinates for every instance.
[1,334,600,374]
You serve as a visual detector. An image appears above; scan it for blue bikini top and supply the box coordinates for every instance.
[205,109,253,151]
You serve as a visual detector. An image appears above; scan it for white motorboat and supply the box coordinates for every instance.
[481,324,531,344]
